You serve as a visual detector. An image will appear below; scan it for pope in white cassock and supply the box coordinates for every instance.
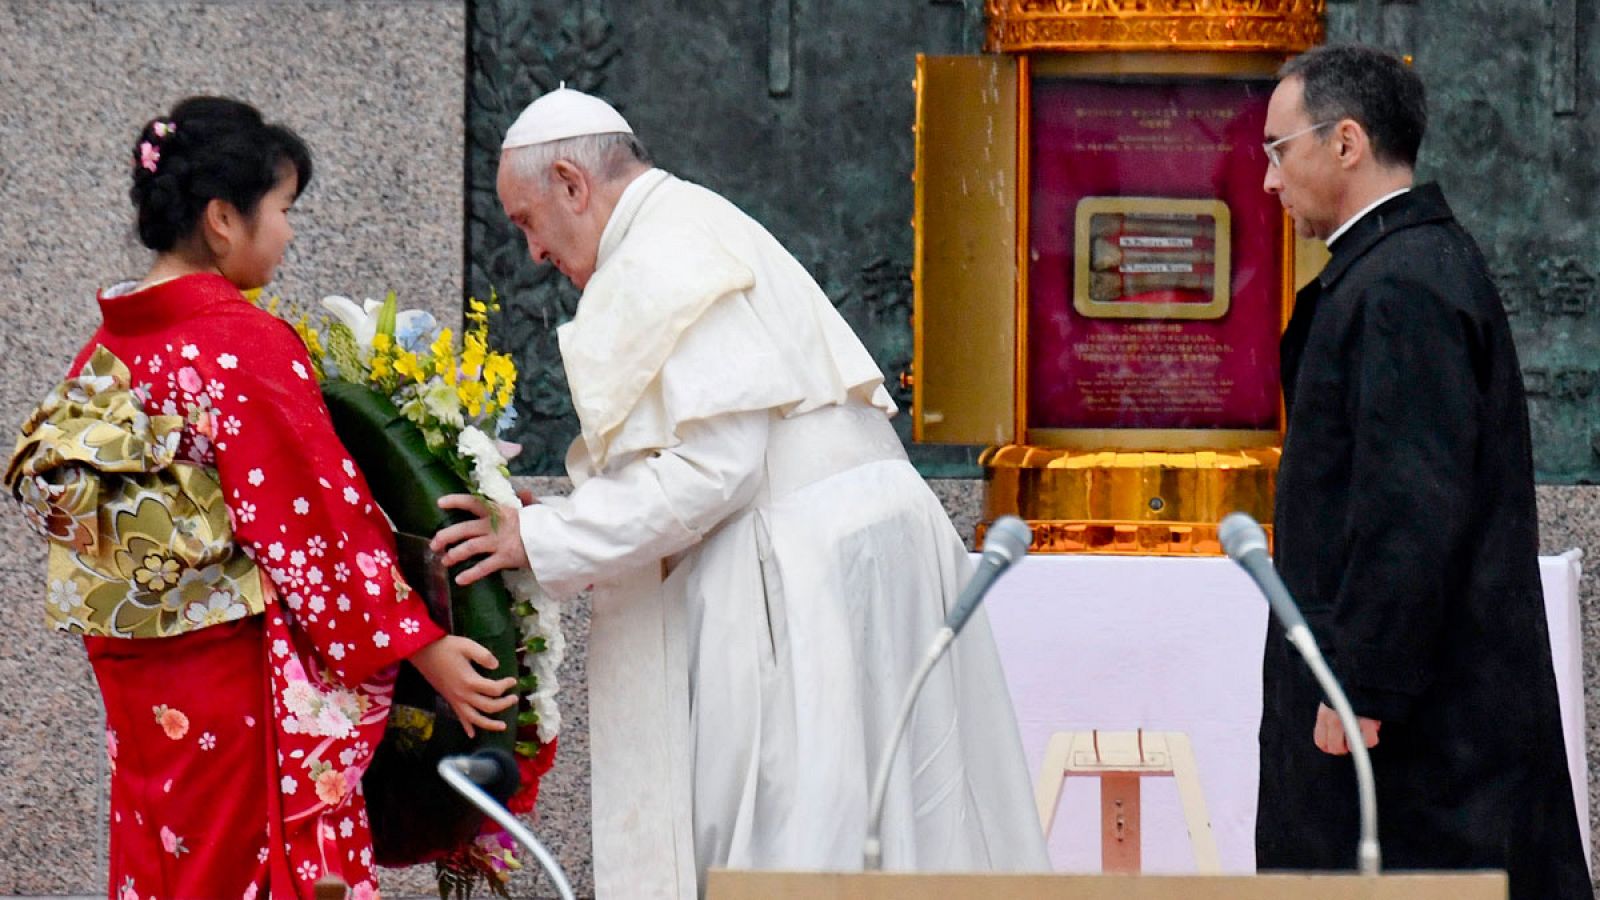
[433,87,1049,898]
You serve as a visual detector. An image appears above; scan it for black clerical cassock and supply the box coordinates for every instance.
[1258,184,1589,899]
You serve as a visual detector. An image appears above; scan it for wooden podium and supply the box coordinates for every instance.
[706,871,1507,900]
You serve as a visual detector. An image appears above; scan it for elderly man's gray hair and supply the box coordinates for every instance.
[503,132,652,188]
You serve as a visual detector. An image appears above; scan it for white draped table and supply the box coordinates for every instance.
[981,551,1591,875]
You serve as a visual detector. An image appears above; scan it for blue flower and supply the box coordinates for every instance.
[395,311,439,353]
[495,404,519,438]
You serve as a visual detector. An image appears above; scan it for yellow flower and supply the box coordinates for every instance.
[430,328,458,386]
[394,350,426,383]
[457,380,486,418]
[483,353,516,411]
[484,353,515,384]
[429,328,453,362]
[292,318,326,380]
[461,332,487,380]
[294,315,323,353]
[366,332,397,385]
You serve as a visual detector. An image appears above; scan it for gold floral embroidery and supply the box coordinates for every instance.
[5,347,266,638]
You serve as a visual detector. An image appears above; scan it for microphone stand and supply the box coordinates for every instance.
[1282,626,1382,876]
[862,626,954,871]
[438,756,577,900]
[1219,512,1380,876]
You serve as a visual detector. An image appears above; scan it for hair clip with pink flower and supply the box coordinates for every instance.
[152,121,176,139]
[138,141,160,173]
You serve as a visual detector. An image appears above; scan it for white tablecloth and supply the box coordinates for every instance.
[982,551,1591,875]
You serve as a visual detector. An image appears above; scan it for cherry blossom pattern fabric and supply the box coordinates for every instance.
[67,273,446,899]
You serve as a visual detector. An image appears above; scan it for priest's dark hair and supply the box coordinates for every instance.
[128,96,313,252]
[1279,44,1427,170]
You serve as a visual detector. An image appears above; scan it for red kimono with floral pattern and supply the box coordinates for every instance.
[75,273,446,900]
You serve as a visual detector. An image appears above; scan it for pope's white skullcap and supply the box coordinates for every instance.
[502,87,633,150]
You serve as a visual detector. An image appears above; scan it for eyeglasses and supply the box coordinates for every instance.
[1263,121,1335,168]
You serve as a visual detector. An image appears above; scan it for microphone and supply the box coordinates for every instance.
[1219,512,1381,876]
[440,747,520,800]
[438,754,576,900]
[863,516,1032,871]
[1218,513,1307,634]
[945,515,1032,635]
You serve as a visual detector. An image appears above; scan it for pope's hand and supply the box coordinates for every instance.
[1314,702,1380,755]
[431,493,530,586]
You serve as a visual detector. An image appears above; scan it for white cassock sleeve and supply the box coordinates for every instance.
[517,409,769,597]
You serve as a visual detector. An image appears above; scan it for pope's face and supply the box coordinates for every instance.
[497,160,599,288]
[1262,77,1344,241]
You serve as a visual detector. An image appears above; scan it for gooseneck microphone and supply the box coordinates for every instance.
[943,516,1033,636]
[862,516,1032,871]
[1219,512,1380,876]
[438,751,576,900]
[443,746,521,799]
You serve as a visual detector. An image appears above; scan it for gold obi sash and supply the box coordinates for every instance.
[5,347,265,638]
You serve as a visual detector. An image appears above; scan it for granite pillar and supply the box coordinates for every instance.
[0,1,468,896]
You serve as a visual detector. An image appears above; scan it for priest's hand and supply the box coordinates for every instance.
[1314,702,1380,755]
[409,635,519,737]
[431,493,530,585]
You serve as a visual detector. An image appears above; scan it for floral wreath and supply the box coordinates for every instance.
[252,290,560,895]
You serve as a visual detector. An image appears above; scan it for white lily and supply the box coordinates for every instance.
[320,295,433,350]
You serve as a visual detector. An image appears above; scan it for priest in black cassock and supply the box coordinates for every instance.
[1257,44,1589,898]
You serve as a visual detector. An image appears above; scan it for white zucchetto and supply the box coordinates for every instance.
[502,87,634,150]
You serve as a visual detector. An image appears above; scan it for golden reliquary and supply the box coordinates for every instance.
[911,0,1331,554]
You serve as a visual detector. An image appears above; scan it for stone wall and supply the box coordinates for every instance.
[0,1,465,895]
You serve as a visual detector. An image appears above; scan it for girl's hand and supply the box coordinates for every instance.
[408,635,518,738]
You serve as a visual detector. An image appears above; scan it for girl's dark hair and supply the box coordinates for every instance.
[129,96,313,252]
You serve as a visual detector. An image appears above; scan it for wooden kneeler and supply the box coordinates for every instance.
[1035,729,1220,874]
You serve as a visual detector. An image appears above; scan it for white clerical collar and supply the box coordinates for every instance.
[595,168,671,271]
[1326,187,1411,247]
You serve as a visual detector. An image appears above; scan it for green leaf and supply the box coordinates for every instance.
[320,381,520,746]
[375,289,398,340]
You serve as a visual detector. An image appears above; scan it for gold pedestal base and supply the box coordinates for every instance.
[978,444,1278,555]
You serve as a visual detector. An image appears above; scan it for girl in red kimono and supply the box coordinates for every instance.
[10,97,517,899]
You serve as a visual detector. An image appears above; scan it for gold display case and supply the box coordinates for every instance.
[913,1,1329,554]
